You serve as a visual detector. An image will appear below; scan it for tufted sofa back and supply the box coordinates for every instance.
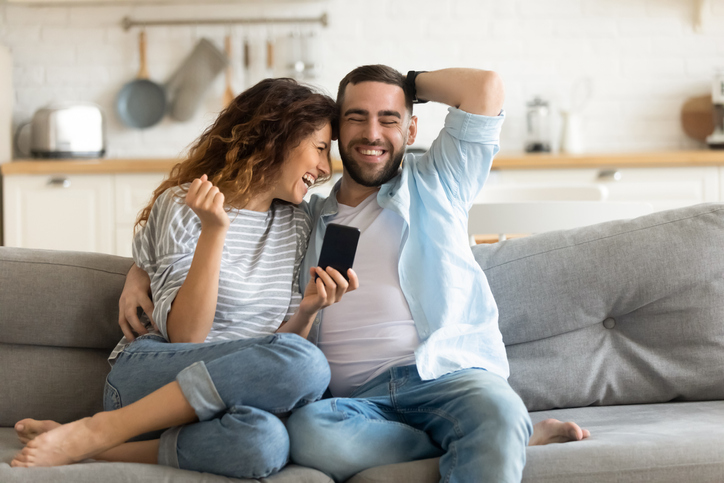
[474,203,724,411]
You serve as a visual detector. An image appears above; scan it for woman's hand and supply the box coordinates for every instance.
[185,174,229,231]
[299,267,359,317]
[118,264,156,341]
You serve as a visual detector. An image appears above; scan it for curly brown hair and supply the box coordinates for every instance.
[135,78,338,232]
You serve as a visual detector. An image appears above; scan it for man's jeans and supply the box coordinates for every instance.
[104,333,330,479]
[287,365,532,483]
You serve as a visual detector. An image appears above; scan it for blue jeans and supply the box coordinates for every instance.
[104,333,330,479]
[286,365,532,483]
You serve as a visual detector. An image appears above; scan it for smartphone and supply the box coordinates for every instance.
[316,223,361,281]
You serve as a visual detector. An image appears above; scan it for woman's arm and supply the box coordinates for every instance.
[166,175,230,343]
[277,266,359,339]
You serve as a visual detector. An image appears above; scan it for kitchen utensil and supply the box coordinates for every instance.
[166,38,228,122]
[223,35,234,107]
[17,102,105,158]
[525,97,552,153]
[266,39,274,75]
[560,78,592,154]
[706,72,724,149]
[116,31,167,129]
[681,95,715,142]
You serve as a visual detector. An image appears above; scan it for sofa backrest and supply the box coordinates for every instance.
[474,202,724,411]
[0,248,132,426]
[2,203,724,424]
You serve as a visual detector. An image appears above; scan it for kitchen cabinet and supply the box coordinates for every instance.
[3,171,166,255]
[114,173,166,257]
[484,166,720,212]
[4,174,114,253]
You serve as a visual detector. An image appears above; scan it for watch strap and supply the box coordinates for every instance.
[406,70,429,104]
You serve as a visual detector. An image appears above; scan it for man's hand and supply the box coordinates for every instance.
[277,267,359,338]
[299,266,359,316]
[118,264,155,341]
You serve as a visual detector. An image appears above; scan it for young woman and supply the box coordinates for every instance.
[10,78,357,479]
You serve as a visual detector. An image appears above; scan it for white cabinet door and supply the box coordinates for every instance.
[4,174,114,253]
[487,166,720,212]
[114,173,167,257]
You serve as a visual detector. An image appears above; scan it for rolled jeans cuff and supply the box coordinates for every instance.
[176,361,226,421]
[158,425,183,469]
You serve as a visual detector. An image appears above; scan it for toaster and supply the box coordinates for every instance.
[29,102,105,158]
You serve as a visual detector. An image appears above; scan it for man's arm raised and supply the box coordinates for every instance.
[413,68,504,116]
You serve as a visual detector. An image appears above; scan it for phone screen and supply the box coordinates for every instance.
[316,223,361,281]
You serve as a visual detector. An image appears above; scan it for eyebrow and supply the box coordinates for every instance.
[343,108,402,119]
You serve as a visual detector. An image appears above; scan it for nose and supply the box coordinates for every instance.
[361,119,383,144]
[317,156,331,178]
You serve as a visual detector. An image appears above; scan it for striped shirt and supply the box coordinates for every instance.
[108,185,311,363]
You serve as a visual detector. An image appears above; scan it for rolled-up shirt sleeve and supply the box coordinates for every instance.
[422,107,505,211]
[132,187,200,341]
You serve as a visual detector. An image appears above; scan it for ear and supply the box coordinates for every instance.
[406,115,418,146]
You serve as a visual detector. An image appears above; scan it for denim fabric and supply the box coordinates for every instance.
[104,333,330,479]
[302,108,509,382]
[287,364,532,483]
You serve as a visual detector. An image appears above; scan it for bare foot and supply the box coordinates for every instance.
[10,415,119,468]
[529,418,591,446]
[15,419,61,444]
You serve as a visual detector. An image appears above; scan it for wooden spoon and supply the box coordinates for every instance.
[223,35,234,107]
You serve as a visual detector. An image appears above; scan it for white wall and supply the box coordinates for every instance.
[1,0,724,158]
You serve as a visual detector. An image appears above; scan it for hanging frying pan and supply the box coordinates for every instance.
[116,31,166,129]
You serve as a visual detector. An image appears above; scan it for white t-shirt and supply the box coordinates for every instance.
[319,193,420,397]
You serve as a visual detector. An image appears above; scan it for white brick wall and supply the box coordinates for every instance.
[1,0,724,157]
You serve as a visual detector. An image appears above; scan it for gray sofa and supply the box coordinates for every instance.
[2,202,724,483]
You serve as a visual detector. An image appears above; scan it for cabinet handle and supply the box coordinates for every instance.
[597,169,622,182]
[47,177,71,188]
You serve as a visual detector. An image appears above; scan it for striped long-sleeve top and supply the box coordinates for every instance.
[108,185,311,363]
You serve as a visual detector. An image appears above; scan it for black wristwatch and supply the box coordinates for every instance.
[406,70,429,104]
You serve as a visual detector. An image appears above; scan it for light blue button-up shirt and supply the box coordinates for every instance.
[301,107,508,381]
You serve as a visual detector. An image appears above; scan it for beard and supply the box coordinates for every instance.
[338,139,405,188]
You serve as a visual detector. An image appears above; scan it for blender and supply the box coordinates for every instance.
[707,72,724,149]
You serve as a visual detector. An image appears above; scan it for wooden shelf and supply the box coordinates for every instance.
[3,150,724,176]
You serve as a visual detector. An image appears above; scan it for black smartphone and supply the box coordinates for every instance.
[316,223,361,281]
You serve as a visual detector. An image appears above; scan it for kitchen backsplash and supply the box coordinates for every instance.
[1,0,724,158]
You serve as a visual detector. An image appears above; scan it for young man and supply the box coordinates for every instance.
[285,65,529,482]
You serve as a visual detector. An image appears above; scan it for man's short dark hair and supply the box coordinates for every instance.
[336,64,414,114]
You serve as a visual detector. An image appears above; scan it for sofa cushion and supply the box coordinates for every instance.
[0,429,332,483]
[0,248,132,350]
[348,401,724,483]
[473,202,724,411]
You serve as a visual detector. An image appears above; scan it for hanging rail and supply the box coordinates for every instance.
[121,13,328,31]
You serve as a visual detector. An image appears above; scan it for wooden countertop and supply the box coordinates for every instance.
[3,150,724,175]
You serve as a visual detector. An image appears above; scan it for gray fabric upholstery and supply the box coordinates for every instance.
[2,202,724,482]
[0,248,131,349]
[474,203,724,411]
[0,428,331,482]
[0,344,109,426]
[351,401,724,483]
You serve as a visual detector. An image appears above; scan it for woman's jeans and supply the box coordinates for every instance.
[287,365,532,483]
[104,333,330,479]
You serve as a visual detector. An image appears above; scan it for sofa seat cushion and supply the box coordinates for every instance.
[0,428,332,483]
[348,400,724,482]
